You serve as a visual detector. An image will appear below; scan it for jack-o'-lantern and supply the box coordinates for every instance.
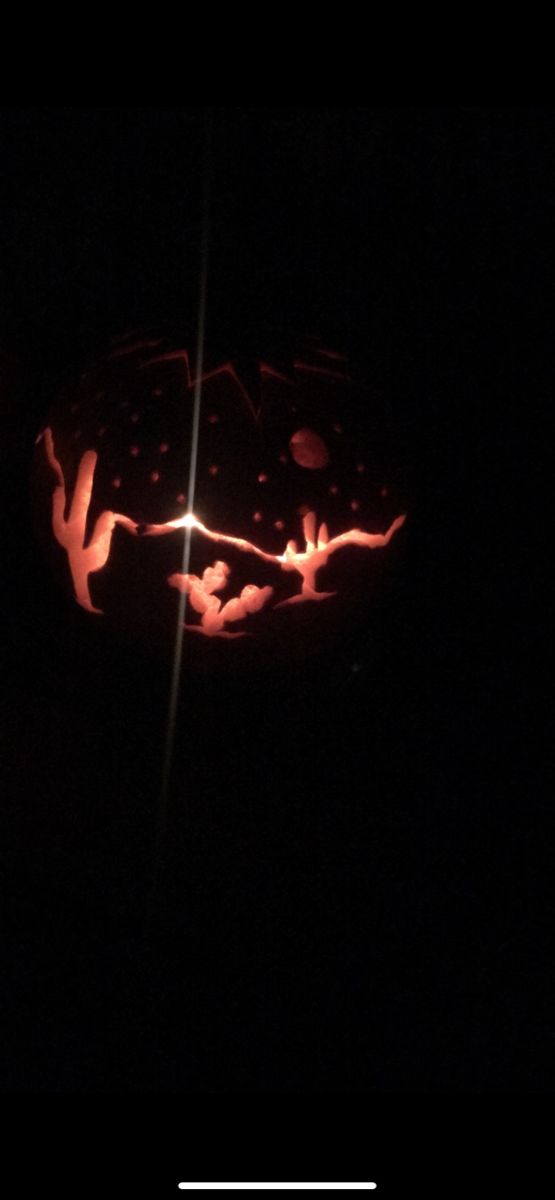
[32,330,406,672]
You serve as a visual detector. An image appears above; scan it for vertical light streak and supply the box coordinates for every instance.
[147,113,212,928]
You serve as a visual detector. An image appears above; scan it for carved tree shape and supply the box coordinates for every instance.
[168,561,274,638]
[145,508,406,607]
[41,427,137,613]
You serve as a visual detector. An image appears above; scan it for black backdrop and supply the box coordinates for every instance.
[0,107,549,1193]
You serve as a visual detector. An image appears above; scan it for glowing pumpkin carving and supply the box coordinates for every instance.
[32,331,406,669]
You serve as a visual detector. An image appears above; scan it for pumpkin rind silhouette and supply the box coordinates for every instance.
[32,330,406,668]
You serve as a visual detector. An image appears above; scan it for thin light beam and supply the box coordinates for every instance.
[147,114,212,928]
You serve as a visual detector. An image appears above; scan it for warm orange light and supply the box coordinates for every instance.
[40,428,137,613]
[168,561,273,638]
[144,506,406,630]
[39,422,406,637]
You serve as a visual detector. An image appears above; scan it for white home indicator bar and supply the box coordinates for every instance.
[178,1187,377,1192]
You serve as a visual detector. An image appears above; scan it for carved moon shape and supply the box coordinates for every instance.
[289,427,330,470]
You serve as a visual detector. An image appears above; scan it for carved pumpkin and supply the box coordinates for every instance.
[32,330,406,670]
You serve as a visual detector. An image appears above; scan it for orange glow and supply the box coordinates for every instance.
[144,507,406,619]
[168,562,274,638]
[289,428,330,470]
[39,412,406,638]
[41,428,137,613]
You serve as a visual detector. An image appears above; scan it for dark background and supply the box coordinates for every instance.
[0,103,549,1191]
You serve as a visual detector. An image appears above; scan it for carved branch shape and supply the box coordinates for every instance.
[145,509,406,606]
[277,511,406,605]
[41,427,138,613]
[168,561,274,637]
[40,425,406,624]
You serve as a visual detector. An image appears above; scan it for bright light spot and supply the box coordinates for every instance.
[130,445,140,457]
[258,472,268,483]
[112,477,121,489]
[150,471,160,483]
[209,464,219,476]
[176,493,186,505]
[351,500,360,511]
[274,519,284,530]
[159,442,170,453]
[253,511,263,522]
[183,512,197,529]
[329,484,339,495]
